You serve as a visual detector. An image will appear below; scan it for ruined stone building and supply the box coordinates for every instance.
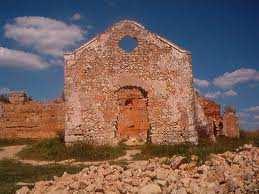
[64,20,238,145]
[0,20,239,144]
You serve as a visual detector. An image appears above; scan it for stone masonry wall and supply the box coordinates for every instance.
[64,20,198,145]
[223,109,240,138]
[195,92,223,141]
[0,98,64,139]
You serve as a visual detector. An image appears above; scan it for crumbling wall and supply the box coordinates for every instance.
[195,92,223,141]
[223,107,239,138]
[0,95,64,139]
[195,92,240,140]
[8,91,28,104]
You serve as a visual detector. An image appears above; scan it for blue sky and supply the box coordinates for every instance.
[0,0,259,129]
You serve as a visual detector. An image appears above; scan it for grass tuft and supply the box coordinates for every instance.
[0,159,84,194]
[17,138,126,161]
[136,130,259,163]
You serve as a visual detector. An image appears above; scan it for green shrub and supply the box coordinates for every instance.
[18,138,67,161]
[17,138,126,161]
[137,132,259,163]
[67,142,125,161]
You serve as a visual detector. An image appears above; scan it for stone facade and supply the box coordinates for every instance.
[64,20,198,145]
[0,94,64,139]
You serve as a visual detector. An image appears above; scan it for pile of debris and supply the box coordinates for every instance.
[17,144,258,194]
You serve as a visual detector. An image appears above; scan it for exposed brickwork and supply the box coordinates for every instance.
[0,97,64,139]
[195,92,224,141]
[64,20,198,145]
[195,92,240,140]
[197,94,222,122]
[223,108,240,138]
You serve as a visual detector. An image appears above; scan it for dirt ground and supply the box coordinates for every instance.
[0,145,26,160]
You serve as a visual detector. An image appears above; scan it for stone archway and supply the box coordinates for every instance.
[115,86,149,142]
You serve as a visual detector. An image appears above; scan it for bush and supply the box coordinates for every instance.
[137,133,259,163]
[67,142,126,161]
[17,138,126,161]
[18,138,67,161]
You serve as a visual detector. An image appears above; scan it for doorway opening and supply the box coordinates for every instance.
[115,86,149,142]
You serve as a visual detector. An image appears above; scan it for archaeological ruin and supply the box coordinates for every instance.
[0,20,239,145]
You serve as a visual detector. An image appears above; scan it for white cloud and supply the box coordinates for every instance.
[71,13,81,21]
[213,68,259,89]
[204,91,221,99]
[245,106,259,113]
[194,78,210,88]
[223,89,238,97]
[0,47,50,69]
[204,89,237,99]
[238,112,250,119]
[4,16,85,57]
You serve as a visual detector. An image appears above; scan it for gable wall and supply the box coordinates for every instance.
[64,21,198,145]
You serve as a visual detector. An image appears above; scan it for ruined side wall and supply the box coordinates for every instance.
[196,94,222,122]
[223,111,239,138]
[195,93,223,141]
[0,100,64,139]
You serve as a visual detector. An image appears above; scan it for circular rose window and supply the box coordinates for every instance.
[119,36,138,52]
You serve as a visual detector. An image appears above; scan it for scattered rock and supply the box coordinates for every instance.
[16,145,259,194]
[16,182,35,187]
[170,156,186,169]
[139,183,162,194]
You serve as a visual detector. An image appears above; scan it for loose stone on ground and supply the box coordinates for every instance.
[16,144,259,194]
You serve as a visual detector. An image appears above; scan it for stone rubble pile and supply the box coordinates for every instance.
[17,145,258,194]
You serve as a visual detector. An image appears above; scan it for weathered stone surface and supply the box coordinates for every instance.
[0,95,64,139]
[64,20,198,145]
[139,183,162,194]
[16,145,259,194]
[223,107,239,138]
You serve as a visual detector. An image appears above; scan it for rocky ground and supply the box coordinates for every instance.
[17,144,258,194]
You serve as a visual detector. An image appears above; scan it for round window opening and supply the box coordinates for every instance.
[119,36,138,52]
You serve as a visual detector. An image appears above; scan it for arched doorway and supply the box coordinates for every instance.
[115,86,149,141]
